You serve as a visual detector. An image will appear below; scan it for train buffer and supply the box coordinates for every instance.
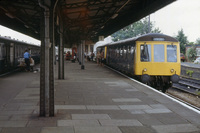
[0,61,199,133]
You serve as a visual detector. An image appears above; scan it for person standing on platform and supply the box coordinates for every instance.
[96,51,101,65]
[100,51,104,67]
[24,49,31,71]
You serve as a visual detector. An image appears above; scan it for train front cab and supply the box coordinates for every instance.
[135,41,180,92]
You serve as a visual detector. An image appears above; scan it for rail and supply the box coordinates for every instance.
[172,77,200,96]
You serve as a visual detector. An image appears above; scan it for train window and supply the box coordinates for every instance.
[167,45,177,62]
[131,46,134,54]
[128,46,131,53]
[140,45,151,62]
[116,48,119,57]
[2,44,6,58]
[123,46,127,59]
[120,48,123,57]
[154,44,164,62]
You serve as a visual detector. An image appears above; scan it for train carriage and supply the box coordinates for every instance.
[0,36,40,74]
[97,33,180,92]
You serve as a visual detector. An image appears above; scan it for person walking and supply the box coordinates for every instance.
[24,49,31,71]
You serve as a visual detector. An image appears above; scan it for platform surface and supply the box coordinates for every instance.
[0,61,200,133]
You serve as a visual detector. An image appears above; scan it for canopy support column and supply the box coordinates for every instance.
[81,40,85,69]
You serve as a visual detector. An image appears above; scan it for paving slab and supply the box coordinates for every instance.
[74,127,122,133]
[72,114,111,120]
[57,120,100,126]
[41,127,74,133]
[86,105,120,110]
[112,98,141,102]
[55,105,86,110]
[99,119,143,126]
[0,121,28,127]
[27,120,57,127]
[1,127,41,133]
[119,105,153,110]
[119,126,156,133]
[152,124,200,133]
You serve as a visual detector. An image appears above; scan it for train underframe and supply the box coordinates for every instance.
[147,76,171,93]
[137,74,172,93]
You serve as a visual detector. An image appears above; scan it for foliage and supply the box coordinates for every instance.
[186,70,194,77]
[175,29,188,54]
[196,38,200,44]
[111,17,161,42]
[188,42,194,45]
[186,46,197,62]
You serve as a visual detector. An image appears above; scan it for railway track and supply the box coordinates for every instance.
[168,76,200,110]
[172,77,200,96]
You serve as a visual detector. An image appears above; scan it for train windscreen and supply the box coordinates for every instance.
[140,44,151,62]
[167,45,177,62]
[154,44,165,62]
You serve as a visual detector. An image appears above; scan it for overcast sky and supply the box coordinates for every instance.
[0,0,200,44]
[151,0,200,42]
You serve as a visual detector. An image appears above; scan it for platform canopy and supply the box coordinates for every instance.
[0,0,176,47]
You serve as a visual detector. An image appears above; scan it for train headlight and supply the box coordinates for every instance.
[170,69,174,73]
[143,68,147,72]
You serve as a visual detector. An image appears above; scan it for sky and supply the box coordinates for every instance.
[150,0,200,42]
[0,0,200,44]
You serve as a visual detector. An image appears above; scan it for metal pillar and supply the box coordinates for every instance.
[81,40,85,69]
[78,44,81,65]
[58,33,64,79]
[49,9,54,117]
[39,0,55,117]
[40,15,45,116]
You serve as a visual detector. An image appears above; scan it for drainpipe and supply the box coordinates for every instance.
[38,0,50,117]
[53,0,59,65]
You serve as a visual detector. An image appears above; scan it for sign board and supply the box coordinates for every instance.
[99,36,104,41]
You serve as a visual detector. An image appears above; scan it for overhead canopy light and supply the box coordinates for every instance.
[5,13,15,19]
[111,14,118,19]
[24,25,29,28]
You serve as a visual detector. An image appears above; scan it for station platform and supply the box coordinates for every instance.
[0,61,200,133]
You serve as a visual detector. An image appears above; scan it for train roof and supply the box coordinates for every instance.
[99,33,178,48]
[135,33,178,42]
[0,35,40,47]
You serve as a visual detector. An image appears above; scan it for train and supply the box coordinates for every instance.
[0,36,40,74]
[97,33,180,92]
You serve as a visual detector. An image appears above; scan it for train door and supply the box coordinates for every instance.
[5,43,10,68]
[10,43,14,67]
[130,44,135,74]
[0,43,5,73]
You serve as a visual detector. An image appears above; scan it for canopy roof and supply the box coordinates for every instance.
[0,0,176,47]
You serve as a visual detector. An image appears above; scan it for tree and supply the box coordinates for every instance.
[186,46,197,62]
[175,29,188,54]
[111,17,161,42]
[196,38,200,44]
